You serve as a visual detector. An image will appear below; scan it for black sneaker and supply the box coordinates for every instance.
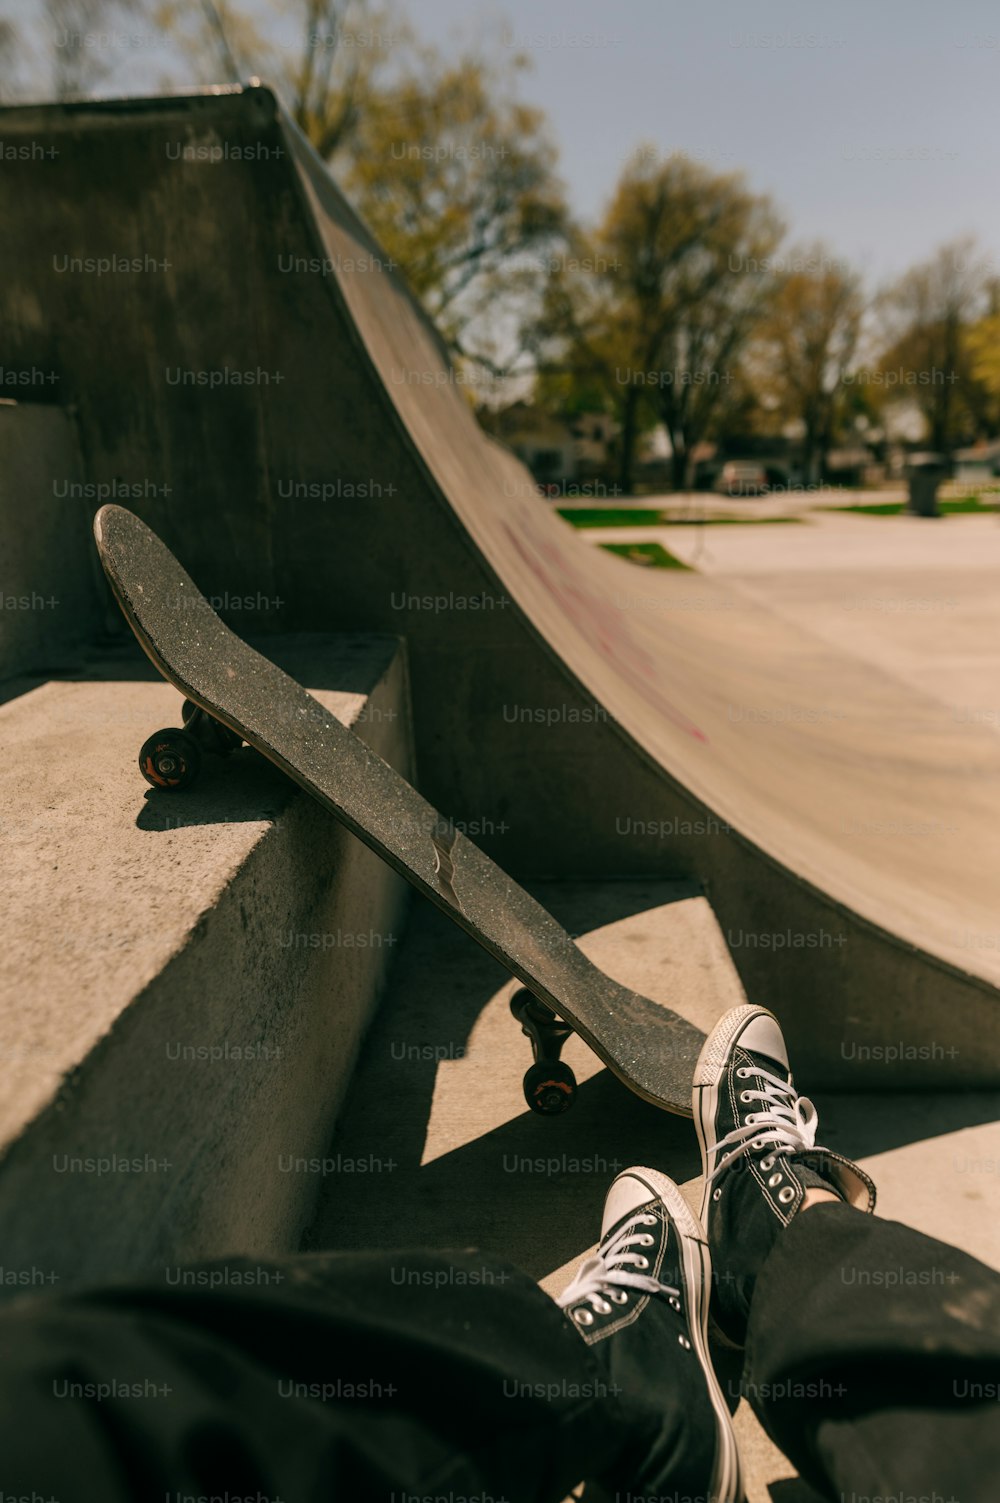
[693,1005,876,1347]
[558,1166,743,1503]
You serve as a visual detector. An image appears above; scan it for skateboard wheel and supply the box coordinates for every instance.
[523,1059,577,1116]
[138,729,202,791]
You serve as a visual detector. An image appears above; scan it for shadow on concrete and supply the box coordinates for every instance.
[769,1479,828,1503]
[1,631,402,697]
[813,1089,1000,1161]
[2,630,405,832]
[135,748,294,830]
[526,877,704,935]
[313,890,1000,1288]
[308,894,703,1278]
[315,1065,699,1281]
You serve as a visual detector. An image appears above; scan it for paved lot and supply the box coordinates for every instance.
[318,885,1000,1503]
[588,510,1000,725]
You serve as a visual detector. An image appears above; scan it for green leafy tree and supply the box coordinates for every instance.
[534,150,782,491]
[755,246,864,482]
[966,301,1000,428]
[339,55,565,370]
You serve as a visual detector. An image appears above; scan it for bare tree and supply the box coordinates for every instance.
[0,19,17,99]
[46,0,131,98]
[154,0,402,155]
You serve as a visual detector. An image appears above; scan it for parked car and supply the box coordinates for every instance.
[717,460,768,496]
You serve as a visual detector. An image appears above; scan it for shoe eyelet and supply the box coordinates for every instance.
[760,1155,775,1171]
[745,1115,758,1125]
[712,1187,722,1201]
[574,1309,594,1326]
[740,1091,752,1103]
[669,1296,682,1311]
[594,1299,612,1316]
[610,1290,628,1305]
[635,1256,649,1270]
[768,1172,783,1188]
[778,1185,796,1205]
[736,1067,749,1078]
[677,1333,691,1350]
[642,1215,657,1225]
[639,1234,655,1246]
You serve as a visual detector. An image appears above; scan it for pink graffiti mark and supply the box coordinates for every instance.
[501,519,708,744]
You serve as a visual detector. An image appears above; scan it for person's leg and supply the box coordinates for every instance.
[747,1200,1000,1503]
[694,1003,1000,1503]
[0,1172,741,1503]
[0,1248,631,1503]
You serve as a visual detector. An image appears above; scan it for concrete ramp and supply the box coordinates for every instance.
[2,84,999,1084]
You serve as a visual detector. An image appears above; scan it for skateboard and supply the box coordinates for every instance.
[94,505,703,1116]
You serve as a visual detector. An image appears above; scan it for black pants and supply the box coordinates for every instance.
[0,1204,997,1502]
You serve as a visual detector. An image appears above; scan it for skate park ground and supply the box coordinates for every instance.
[585,504,1000,724]
[314,876,1000,1503]
[313,502,1000,1501]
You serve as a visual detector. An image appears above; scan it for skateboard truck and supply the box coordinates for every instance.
[138,700,243,790]
[509,987,578,1115]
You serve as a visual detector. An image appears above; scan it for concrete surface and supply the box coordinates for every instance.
[0,402,105,678]
[563,481,984,519]
[4,87,1000,1086]
[595,509,1000,748]
[312,881,747,1273]
[0,634,410,1290]
[313,882,1000,1502]
[561,485,907,519]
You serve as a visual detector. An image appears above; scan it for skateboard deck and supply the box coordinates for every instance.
[94,505,703,1116]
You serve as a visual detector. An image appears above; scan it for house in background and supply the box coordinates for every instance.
[954,440,1000,486]
[824,446,875,487]
[487,404,622,489]
[572,411,620,470]
[489,402,577,485]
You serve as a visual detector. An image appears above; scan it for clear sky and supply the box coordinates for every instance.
[4,0,997,291]
[411,0,1000,289]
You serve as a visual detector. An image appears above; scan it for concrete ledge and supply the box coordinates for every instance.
[0,632,410,1292]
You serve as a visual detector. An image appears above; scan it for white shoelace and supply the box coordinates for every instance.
[557,1213,679,1316]
[706,1064,826,1182]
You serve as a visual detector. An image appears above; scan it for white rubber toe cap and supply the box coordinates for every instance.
[737,1009,789,1070]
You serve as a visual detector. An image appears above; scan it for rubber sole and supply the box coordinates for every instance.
[624,1167,745,1503]
[692,1005,777,1230]
[691,1006,785,1354]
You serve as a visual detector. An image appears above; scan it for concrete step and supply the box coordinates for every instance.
[309,880,747,1265]
[0,632,411,1291]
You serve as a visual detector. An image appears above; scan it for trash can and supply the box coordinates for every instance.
[906,452,948,516]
